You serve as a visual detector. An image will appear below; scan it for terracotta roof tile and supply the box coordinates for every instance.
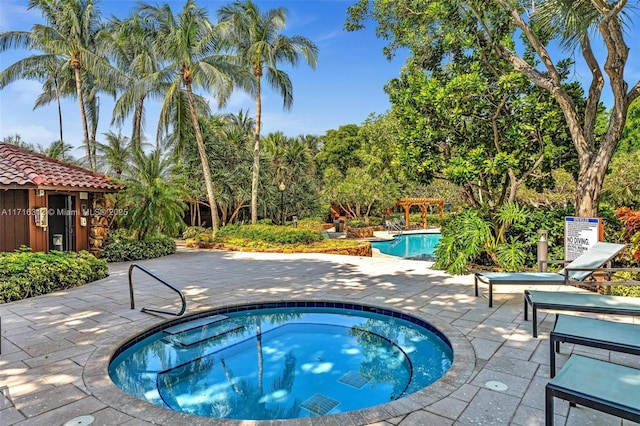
[0,143,123,190]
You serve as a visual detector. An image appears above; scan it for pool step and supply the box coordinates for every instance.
[164,315,229,335]
[164,320,245,347]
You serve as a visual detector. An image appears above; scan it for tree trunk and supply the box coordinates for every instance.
[251,75,262,224]
[74,66,92,170]
[55,80,63,144]
[186,83,219,233]
[132,96,144,149]
[493,0,640,218]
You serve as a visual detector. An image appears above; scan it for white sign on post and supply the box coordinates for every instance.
[564,217,601,261]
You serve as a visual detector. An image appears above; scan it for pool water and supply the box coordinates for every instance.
[109,305,452,420]
[372,233,441,260]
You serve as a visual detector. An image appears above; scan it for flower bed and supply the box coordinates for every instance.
[185,240,372,257]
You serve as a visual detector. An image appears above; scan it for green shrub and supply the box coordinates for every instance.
[608,285,640,297]
[215,224,324,245]
[345,217,383,228]
[0,249,108,303]
[345,219,367,228]
[182,226,212,239]
[101,229,176,262]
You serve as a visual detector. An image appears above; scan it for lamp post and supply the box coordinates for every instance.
[278,182,286,225]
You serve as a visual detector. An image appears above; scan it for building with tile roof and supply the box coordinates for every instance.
[0,143,123,254]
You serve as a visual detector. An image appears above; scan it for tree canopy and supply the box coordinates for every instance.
[347,0,640,217]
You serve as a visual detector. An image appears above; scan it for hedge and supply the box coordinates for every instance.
[101,230,176,262]
[0,248,108,303]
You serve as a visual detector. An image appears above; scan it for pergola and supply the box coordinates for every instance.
[396,197,445,230]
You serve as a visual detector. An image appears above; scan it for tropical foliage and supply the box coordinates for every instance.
[346,0,640,218]
[2,0,640,279]
[118,148,188,239]
[218,0,319,225]
[101,229,176,262]
[0,248,108,303]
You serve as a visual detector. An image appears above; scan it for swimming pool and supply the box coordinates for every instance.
[371,233,441,260]
[109,302,453,421]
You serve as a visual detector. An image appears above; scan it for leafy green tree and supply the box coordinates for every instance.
[202,113,254,225]
[2,134,36,150]
[315,124,364,174]
[617,100,640,154]
[602,151,640,209]
[218,0,319,225]
[347,0,640,218]
[263,132,321,223]
[323,166,398,223]
[381,35,576,210]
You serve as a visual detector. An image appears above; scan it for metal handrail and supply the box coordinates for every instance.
[386,220,404,235]
[128,263,186,316]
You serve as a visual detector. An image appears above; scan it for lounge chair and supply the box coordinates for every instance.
[474,242,626,307]
[549,315,640,377]
[524,290,640,337]
[545,354,640,425]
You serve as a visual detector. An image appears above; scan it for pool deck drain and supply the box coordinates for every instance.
[1,248,639,425]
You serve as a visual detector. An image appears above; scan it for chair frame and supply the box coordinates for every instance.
[545,355,640,425]
[524,288,640,337]
[475,245,631,308]
[549,314,640,378]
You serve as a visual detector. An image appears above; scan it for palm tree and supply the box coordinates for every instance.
[105,12,162,150]
[120,147,188,240]
[95,131,132,178]
[29,56,75,145]
[0,0,117,171]
[38,140,76,163]
[138,0,251,233]
[218,0,318,224]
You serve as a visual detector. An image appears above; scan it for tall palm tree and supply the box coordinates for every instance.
[0,0,117,171]
[138,0,251,233]
[105,12,162,150]
[31,56,75,145]
[218,0,318,224]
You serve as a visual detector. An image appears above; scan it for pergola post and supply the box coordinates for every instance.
[403,205,410,230]
[396,197,446,230]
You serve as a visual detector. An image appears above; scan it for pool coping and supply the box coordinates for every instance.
[84,297,475,425]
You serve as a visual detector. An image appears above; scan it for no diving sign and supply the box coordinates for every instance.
[564,217,602,261]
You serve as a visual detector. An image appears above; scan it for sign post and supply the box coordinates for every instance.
[564,217,603,261]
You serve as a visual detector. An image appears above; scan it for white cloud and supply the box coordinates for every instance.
[0,123,54,146]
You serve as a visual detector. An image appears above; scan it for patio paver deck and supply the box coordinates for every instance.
[1,247,639,425]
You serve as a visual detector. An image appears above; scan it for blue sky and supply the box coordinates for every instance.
[0,0,407,151]
[0,0,638,153]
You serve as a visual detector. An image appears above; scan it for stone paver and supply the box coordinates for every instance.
[0,247,639,425]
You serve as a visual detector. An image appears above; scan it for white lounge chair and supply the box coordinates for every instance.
[474,242,626,307]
